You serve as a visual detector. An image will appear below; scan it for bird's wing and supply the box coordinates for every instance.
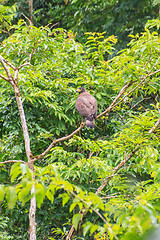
[75,94,97,117]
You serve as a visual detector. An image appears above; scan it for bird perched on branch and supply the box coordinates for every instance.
[75,87,97,128]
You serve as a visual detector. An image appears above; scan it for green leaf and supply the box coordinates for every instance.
[72,213,82,230]
[70,202,78,212]
[46,189,54,203]
[6,186,17,209]
[90,224,99,235]
[20,163,28,175]
[10,162,21,182]
[0,185,5,201]
[17,182,33,206]
[83,222,93,237]
[35,183,45,208]
[59,193,70,206]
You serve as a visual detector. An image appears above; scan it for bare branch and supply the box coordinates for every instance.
[131,97,151,109]
[148,117,160,134]
[21,13,32,26]
[14,69,18,84]
[0,160,26,164]
[17,62,31,70]
[33,65,160,162]
[32,124,85,161]
[96,81,133,119]
[0,73,9,82]
[1,56,16,70]
[0,55,15,86]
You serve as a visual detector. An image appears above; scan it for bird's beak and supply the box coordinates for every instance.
[76,88,80,93]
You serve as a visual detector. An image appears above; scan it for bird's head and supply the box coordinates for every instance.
[76,87,86,94]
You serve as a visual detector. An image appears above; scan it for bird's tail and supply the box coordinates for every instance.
[85,116,95,129]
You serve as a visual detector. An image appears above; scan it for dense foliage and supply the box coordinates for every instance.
[1,0,160,49]
[0,1,160,240]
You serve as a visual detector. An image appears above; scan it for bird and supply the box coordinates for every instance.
[75,87,97,128]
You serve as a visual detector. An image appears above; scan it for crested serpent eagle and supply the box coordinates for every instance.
[75,87,97,128]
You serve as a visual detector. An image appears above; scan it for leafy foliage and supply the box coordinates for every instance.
[0,15,160,240]
[2,0,160,50]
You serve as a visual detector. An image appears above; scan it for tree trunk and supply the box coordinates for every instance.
[13,83,36,240]
[29,0,33,23]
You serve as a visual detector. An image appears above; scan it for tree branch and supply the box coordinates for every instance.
[1,57,16,70]
[96,146,139,194]
[0,73,9,82]
[98,68,160,120]
[131,97,151,109]
[32,124,85,161]
[96,115,160,194]
[67,190,118,240]
[96,80,133,119]
[66,116,160,240]
[0,160,26,164]
[31,80,134,162]
[17,62,31,70]
[0,55,15,86]
[33,65,160,162]
[148,117,160,134]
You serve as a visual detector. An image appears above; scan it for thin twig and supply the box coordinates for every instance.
[17,62,31,70]
[21,13,32,26]
[131,97,151,109]
[96,147,139,194]
[96,80,133,119]
[105,68,160,115]
[68,191,118,240]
